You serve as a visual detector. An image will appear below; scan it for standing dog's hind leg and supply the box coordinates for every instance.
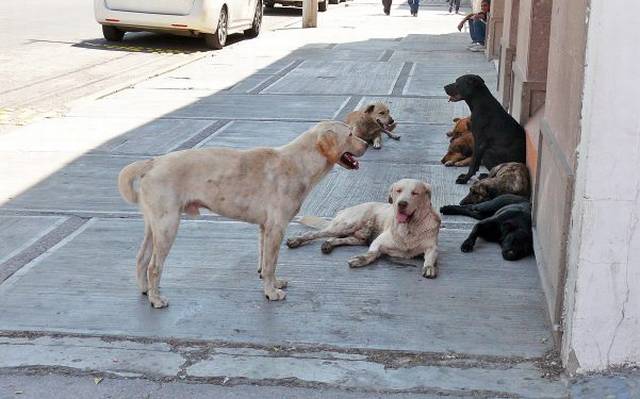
[147,210,180,308]
[262,223,288,300]
[136,219,153,295]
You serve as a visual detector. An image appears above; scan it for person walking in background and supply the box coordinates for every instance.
[382,0,392,15]
[449,0,461,14]
[408,0,420,16]
[457,0,490,52]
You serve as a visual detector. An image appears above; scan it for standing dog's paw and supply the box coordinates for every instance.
[460,239,475,253]
[373,143,382,150]
[265,288,287,301]
[321,241,334,254]
[422,265,438,279]
[149,295,169,309]
[455,174,469,184]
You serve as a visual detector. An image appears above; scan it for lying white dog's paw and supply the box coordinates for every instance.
[149,294,169,308]
[422,265,438,279]
[265,288,287,301]
[348,255,371,268]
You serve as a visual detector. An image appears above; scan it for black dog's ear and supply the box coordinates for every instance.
[365,104,375,114]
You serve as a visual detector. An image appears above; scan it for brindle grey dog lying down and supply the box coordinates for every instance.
[118,121,368,308]
[286,179,441,278]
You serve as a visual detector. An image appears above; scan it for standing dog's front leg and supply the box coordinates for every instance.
[261,223,288,301]
[421,245,438,278]
[456,141,486,184]
[257,224,265,276]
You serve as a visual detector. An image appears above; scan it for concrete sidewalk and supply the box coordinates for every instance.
[0,0,604,397]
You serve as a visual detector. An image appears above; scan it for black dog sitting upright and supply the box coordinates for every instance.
[444,75,526,184]
[440,194,533,261]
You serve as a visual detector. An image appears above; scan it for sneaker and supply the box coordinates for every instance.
[469,45,486,52]
[467,42,479,49]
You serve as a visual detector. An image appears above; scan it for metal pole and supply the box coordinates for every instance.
[302,0,318,28]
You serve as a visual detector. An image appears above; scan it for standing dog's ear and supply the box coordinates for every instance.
[365,104,375,114]
[453,117,461,122]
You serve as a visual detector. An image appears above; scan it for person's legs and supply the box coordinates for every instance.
[382,0,392,14]
[412,0,419,15]
[454,0,460,13]
[469,20,486,45]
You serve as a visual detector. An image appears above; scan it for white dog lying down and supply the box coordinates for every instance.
[118,121,368,308]
[286,179,441,278]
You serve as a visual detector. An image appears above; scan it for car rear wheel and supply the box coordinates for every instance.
[244,1,262,38]
[205,7,228,49]
[102,25,125,42]
[329,0,338,4]
[319,0,327,11]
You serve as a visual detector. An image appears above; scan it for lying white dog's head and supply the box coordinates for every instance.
[314,121,368,170]
[387,179,433,224]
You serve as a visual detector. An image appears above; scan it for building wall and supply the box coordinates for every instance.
[533,0,588,340]
[562,0,640,372]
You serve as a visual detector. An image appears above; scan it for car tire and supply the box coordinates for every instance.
[265,2,274,7]
[244,1,263,38]
[329,0,338,4]
[205,7,228,49]
[102,25,124,42]
[319,0,327,11]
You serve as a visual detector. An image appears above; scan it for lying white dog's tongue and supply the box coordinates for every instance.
[396,211,411,223]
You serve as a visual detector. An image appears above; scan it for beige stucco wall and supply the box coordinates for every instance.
[562,0,640,373]
[533,0,588,337]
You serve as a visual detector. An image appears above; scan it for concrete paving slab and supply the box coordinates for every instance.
[69,92,350,121]
[358,96,469,124]
[0,218,551,358]
[283,48,386,62]
[0,373,470,399]
[0,216,66,265]
[404,64,498,97]
[198,120,317,149]
[300,160,472,217]
[0,116,216,156]
[262,61,405,95]
[1,154,139,214]
[0,336,182,377]
[187,347,566,398]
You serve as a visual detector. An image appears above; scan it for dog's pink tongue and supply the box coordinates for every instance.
[396,212,410,223]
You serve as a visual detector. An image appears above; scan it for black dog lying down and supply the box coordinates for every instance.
[440,194,533,261]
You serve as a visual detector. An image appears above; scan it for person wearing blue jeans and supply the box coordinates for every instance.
[457,0,490,51]
[408,0,419,16]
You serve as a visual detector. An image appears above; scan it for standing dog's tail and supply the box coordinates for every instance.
[118,159,154,204]
[298,216,329,230]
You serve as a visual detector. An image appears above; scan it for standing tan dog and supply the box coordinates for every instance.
[286,179,441,278]
[118,121,368,308]
[344,102,399,149]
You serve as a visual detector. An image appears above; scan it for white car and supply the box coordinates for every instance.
[94,0,263,49]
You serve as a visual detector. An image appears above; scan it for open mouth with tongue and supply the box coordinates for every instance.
[396,209,414,224]
[377,119,396,132]
[447,93,464,102]
[338,152,360,170]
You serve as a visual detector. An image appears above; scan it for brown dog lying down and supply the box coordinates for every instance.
[286,179,441,278]
[459,162,530,205]
[441,117,474,167]
[118,121,368,308]
[345,102,399,149]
